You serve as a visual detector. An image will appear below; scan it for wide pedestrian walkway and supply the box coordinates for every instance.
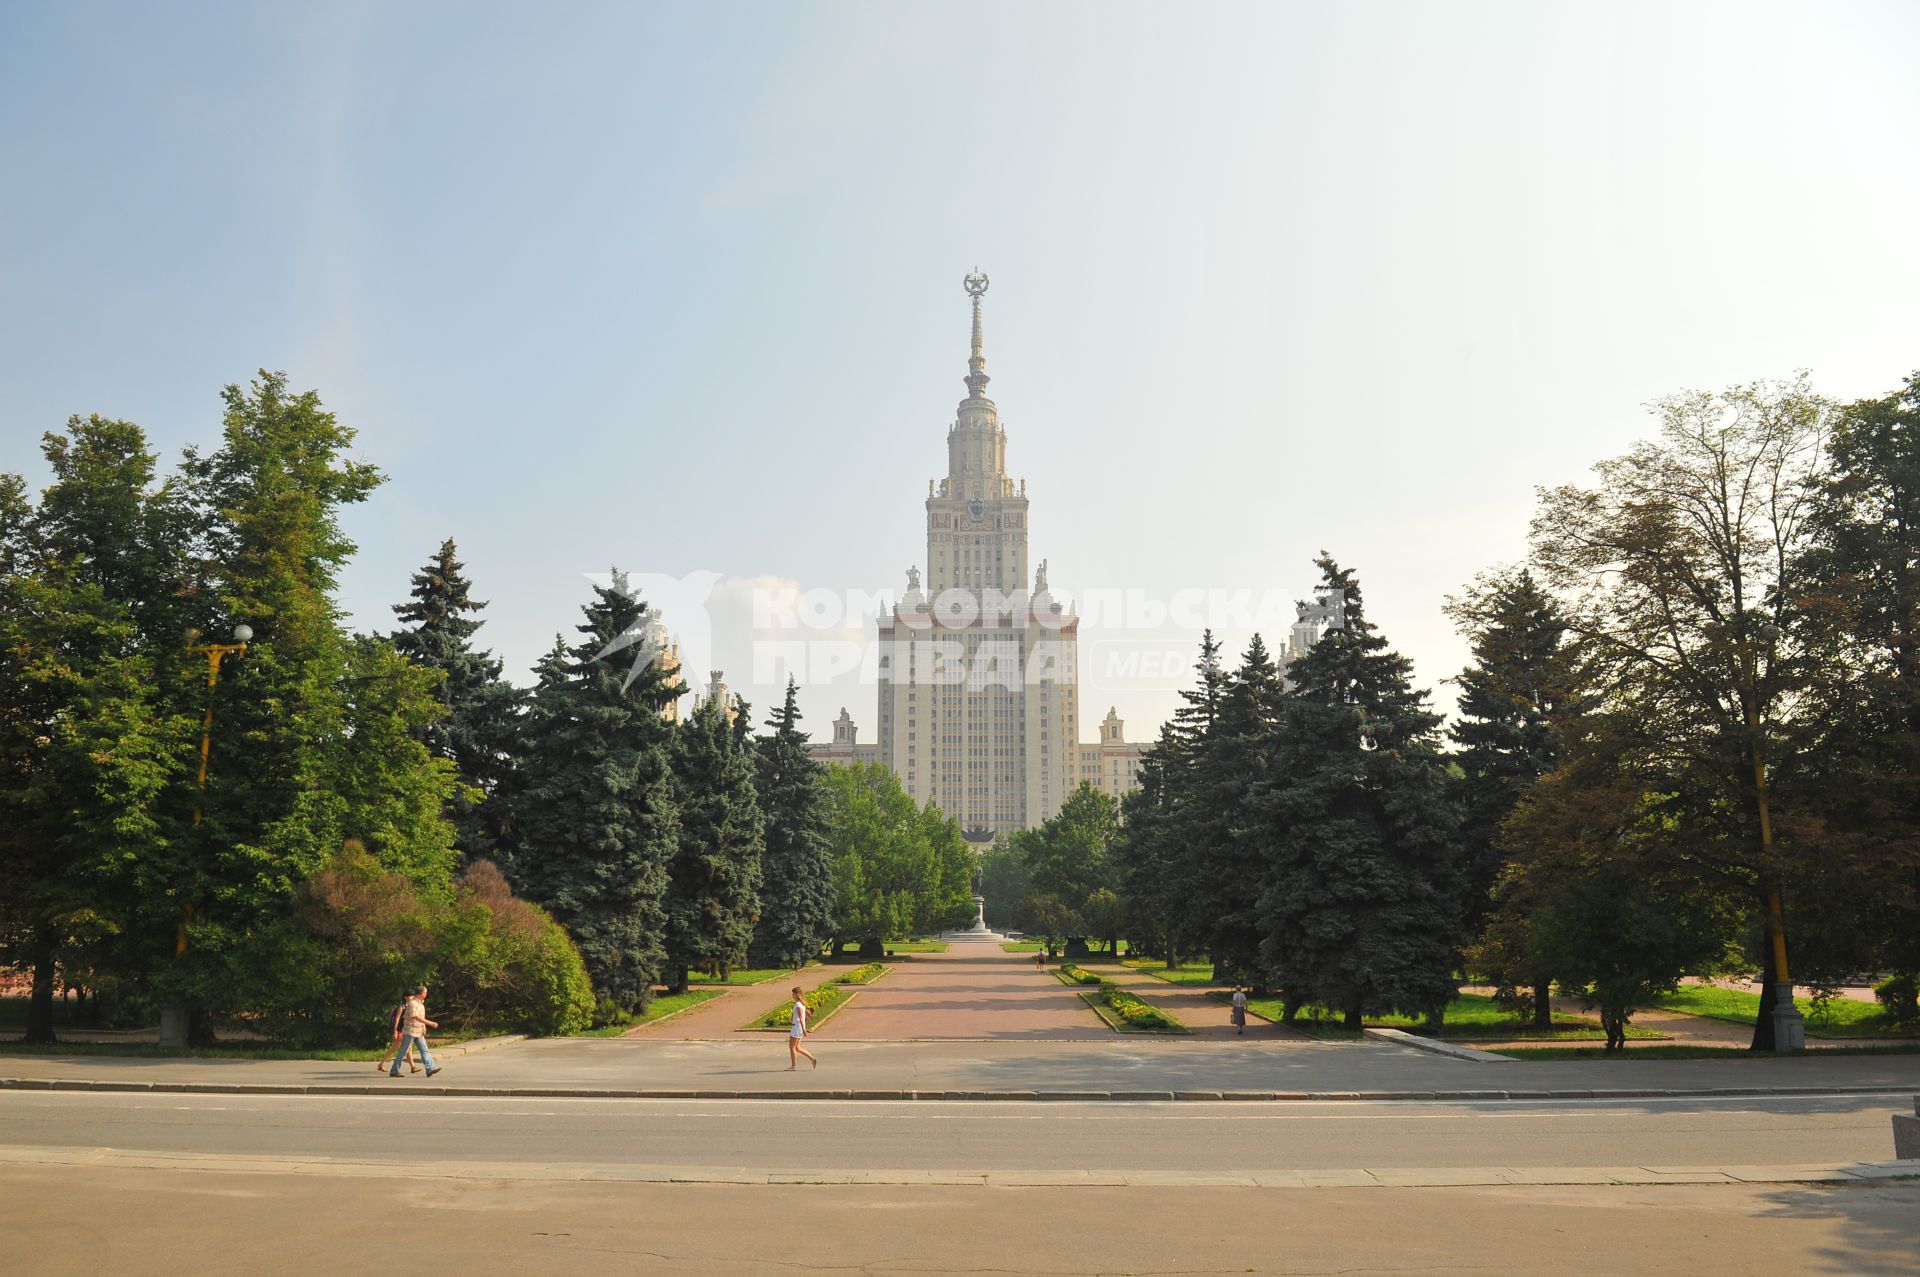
[815,939,1112,1040]
[620,969,805,1040]
[1078,956,1313,1041]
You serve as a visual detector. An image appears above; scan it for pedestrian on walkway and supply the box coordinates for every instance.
[376,994,420,1074]
[1230,986,1248,1035]
[389,985,441,1079]
[786,985,817,1071]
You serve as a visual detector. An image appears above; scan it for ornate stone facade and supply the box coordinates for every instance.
[807,275,1144,833]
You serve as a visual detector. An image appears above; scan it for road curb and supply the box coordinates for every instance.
[6,1077,1917,1103]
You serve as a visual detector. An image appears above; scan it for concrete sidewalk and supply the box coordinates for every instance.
[4,1034,1916,1101]
[12,1163,1920,1277]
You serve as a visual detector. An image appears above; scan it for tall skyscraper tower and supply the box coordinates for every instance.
[809,274,1144,834]
[873,273,1078,836]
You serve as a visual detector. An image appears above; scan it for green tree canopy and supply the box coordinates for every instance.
[1257,554,1464,1028]
[1113,632,1225,965]
[1529,376,1833,1048]
[1024,783,1121,920]
[1792,368,1920,984]
[1184,635,1284,982]
[747,680,836,968]
[504,574,681,1013]
[663,694,765,991]
[1445,568,1581,1024]
[0,419,188,1041]
[821,762,973,950]
[390,538,526,862]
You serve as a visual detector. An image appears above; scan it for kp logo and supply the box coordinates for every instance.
[585,570,722,693]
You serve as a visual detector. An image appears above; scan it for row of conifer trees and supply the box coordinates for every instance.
[1120,371,1920,1048]
[0,373,845,1044]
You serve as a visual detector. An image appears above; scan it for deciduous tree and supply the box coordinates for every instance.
[1529,376,1833,1048]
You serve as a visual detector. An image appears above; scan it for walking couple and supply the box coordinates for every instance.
[380,985,442,1078]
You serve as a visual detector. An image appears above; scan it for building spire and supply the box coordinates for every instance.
[963,269,990,398]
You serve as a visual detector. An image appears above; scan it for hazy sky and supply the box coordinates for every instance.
[4,2,1918,741]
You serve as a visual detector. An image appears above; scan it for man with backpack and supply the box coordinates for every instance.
[388,985,441,1078]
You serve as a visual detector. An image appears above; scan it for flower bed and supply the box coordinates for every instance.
[1080,984,1185,1033]
[1053,963,1103,987]
[835,963,889,986]
[747,982,855,1031]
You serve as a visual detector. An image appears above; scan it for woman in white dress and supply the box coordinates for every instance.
[787,985,818,1070]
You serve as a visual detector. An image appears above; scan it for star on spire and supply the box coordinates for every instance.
[963,268,990,398]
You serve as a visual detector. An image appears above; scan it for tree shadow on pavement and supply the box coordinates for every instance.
[1756,1178,1920,1276]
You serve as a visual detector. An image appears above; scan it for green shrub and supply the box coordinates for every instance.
[239,841,442,1046]
[433,861,595,1036]
[1875,973,1919,1025]
[235,849,593,1044]
[589,1000,633,1031]
[836,963,887,985]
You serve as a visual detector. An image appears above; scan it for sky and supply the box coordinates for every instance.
[4,1,1919,743]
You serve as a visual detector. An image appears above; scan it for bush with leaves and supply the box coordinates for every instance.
[434,861,594,1037]
[234,845,591,1045]
[1875,974,1919,1026]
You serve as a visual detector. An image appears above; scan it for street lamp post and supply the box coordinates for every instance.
[1745,617,1804,1052]
[158,623,252,1051]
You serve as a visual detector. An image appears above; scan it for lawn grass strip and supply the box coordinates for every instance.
[623,989,724,1032]
[690,965,812,987]
[1206,990,1663,1042]
[1121,959,1217,986]
[568,989,727,1038]
[1652,986,1913,1039]
[1490,1042,1920,1060]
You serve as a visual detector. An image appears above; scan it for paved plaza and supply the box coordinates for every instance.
[6,940,1917,1275]
[6,942,1920,1100]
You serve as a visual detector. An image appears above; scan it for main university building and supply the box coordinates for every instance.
[807,274,1145,836]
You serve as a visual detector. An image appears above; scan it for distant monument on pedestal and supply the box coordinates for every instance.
[943,881,999,942]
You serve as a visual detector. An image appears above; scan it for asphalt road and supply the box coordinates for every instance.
[2,1089,1906,1175]
[7,1090,1917,1276]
